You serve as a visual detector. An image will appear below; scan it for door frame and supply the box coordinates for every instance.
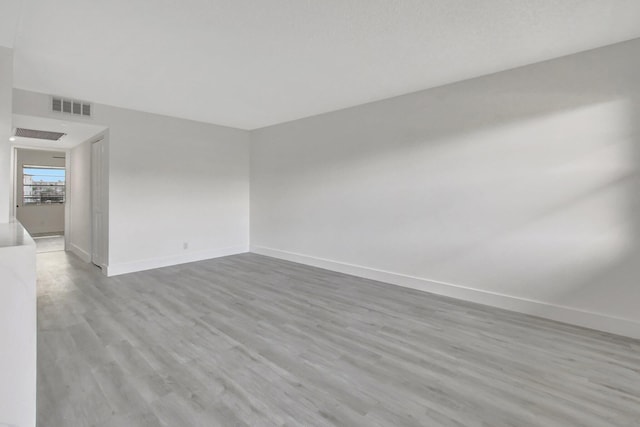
[91,137,106,268]
[10,145,70,249]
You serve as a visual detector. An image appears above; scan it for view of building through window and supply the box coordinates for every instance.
[23,166,66,205]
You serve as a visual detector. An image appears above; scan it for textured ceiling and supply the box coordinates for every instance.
[0,0,22,48]
[8,0,640,129]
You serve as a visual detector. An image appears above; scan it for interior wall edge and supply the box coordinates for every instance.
[250,245,640,340]
[105,244,250,277]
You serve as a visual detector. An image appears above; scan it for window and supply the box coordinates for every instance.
[23,166,66,205]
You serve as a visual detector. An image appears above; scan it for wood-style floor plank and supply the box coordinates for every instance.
[37,251,640,426]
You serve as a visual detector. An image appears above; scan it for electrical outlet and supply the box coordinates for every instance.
[183,242,189,250]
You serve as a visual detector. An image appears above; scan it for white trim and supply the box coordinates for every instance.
[63,147,71,252]
[68,242,91,263]
[10,146,17,220]
[251,245,640,340]
[105,245,249,277]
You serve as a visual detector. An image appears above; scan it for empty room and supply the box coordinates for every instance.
[1,1,640,426]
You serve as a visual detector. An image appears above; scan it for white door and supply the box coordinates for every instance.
[91,140,104,267]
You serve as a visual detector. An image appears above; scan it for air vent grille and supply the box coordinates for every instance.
[52,96,92,117]
[15,128,67,141]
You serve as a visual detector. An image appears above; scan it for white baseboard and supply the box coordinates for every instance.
[68,242,92,263]
[106,245,249,277]
[251,245,640,340]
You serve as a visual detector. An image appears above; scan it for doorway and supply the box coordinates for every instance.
[10,114,109,271]
[14,148,67,253]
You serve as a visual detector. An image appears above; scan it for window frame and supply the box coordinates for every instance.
[22,165,67,205]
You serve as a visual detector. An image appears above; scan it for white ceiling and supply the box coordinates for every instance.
[12,114,106,149]
[6,0,640,130]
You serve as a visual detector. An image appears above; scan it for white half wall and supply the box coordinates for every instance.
[14,90,251,275]
[0,222,36,427]
[251,39,640,339]
[68,139,92,262]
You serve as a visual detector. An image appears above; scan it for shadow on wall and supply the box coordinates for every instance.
[251,39,640,325]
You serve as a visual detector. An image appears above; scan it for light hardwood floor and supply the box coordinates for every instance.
[37,251,640,426]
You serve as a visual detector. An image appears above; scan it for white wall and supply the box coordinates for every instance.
[14,90,251,275]
[68,139,92,262]
[105,108,250,275]
[15,148,66,236]
[251,39,640,339]
[0,46,12,223]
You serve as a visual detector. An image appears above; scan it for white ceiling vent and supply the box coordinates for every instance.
[15,128,67,141]
[52,96,92,117]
